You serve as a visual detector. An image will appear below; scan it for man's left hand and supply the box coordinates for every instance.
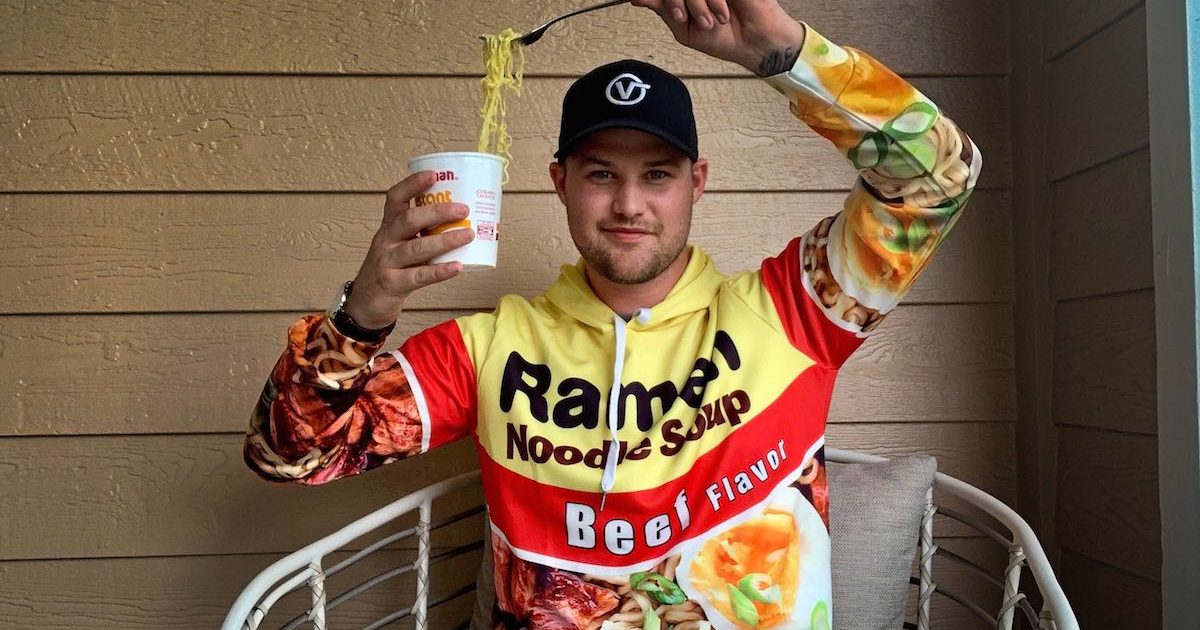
[631,0,806,76]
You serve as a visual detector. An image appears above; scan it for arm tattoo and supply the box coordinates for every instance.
[754,46,802,77]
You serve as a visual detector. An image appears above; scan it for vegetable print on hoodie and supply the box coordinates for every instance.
[245,23,981,630]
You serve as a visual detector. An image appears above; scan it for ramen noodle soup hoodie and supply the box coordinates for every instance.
[246,22,981,630]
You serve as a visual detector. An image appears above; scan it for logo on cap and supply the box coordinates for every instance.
[605,73,651,106]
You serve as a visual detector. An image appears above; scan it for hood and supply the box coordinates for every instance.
[537,245,727,507]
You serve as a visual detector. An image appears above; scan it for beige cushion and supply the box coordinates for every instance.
[828,455,937,629]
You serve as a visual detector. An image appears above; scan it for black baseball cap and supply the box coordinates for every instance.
[555,59,699,162]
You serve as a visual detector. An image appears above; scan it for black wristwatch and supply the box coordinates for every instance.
[328,280,396,343]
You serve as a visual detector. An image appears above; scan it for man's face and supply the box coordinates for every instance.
[549,128,708,285]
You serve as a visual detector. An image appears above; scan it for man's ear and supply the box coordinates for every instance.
[691,157,709,204]
[549,161,568,205]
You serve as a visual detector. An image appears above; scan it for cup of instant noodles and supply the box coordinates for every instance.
[408,151,505,270]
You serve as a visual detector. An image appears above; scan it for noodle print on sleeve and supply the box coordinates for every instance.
[244,315,476,485]
[761,24,982,368]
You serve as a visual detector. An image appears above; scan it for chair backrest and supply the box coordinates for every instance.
[225,450,1078,630]
[222,471,484,630]
[824,448,1079,630]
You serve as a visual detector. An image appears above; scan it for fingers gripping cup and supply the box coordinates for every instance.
[408,152,506,270]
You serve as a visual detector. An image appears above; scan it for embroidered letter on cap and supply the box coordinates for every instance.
[605,73,651,106]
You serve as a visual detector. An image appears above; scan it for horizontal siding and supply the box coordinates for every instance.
[1055,426,1160,581]
[2,1,1019,626]
[1047,6,1148,181]
[0,76,1011,192]
[2,439,484,561]
[1050,149,1153,301]
[0,0,1010,76]
[0,190,1013,314]
[831,305,1016,424]
[1041,2,1162,624]
[1052,290,1156,435]
[0,310,456,436]
[0,550,482,630]
[1059,549,1162,628]
[1,305,1014,436]
[0,422,1015,561]
[1045,0,1143,60]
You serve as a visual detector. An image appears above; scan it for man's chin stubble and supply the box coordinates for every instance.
[586,243,681,286]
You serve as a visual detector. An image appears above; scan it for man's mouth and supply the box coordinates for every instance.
[601,225,656,242]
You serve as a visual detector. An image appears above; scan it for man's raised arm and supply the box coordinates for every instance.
[633,0,982,337]
[764,24,982,335]
[244,171,478,485]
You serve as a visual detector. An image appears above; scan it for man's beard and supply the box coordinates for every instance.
[575,223,690,285]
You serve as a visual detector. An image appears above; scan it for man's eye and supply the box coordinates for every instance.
[588,170,613,180]
[647,170,670,180]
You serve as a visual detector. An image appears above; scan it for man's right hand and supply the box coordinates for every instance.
[343,171,475,330]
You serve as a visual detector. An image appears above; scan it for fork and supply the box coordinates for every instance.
[486,0,633,47]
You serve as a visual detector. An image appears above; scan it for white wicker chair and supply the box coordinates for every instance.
[223,449,1079,630]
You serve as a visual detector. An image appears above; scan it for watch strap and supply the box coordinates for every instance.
[330,281,396,343]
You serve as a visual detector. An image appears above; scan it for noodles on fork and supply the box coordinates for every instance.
[478,28,525,183]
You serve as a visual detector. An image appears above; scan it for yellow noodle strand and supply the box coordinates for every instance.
[478,28,524,183]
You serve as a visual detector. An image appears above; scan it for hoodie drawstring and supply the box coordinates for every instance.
[600,308,652,510]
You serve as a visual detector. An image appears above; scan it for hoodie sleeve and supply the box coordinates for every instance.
[243,314,477,485]
[759,23,982,367]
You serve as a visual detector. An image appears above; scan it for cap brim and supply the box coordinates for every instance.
[554,118,698,162]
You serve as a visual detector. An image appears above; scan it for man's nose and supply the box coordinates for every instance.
[611,180,647,217]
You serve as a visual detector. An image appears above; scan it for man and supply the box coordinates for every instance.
[245,0,981,627]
